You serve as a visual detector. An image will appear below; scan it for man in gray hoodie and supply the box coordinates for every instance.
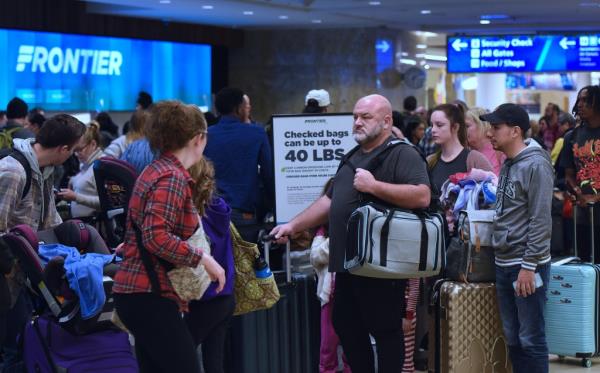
[482,103,554,373]
[0,114,85,370]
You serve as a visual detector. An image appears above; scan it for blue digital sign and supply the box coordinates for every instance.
[375,38,393,74]
[0,28,211,111]
[447,34,600,73]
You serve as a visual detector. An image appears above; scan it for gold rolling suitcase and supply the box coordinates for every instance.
[429,281,512,373]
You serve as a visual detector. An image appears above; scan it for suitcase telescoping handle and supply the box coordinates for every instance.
[572,201,597,264]
[260,233,292,283]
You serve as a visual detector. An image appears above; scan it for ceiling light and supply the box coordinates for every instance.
[243,11,254,15]
[461,76,478,90]
[399,58,417,65]
[416,44,427,49]
[312,19,322,23]
[420,9,431,15]
[159,0,171,3]
[420,60,426,66]
[480,14,510,20]
[279,15,289,19]
[415,53,426,58]
[414,31,438,38]
[401,51,409,56]
[424,54,447,61]
[480,19,491,25]
[202,5,213,9]
[369,1,381,5]
[424,64,430,70]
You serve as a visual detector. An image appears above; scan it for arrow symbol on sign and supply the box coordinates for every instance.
[376,40,390,53]
[452,38,468,52]
[559,37,576,50]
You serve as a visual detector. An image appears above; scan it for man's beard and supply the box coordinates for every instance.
[353,122,384,144]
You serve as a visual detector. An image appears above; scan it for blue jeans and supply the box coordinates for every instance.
[495,263,550,373]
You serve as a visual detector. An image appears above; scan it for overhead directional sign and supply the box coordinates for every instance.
[447,34,600,73]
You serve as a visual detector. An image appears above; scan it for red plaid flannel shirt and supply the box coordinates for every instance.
[113,153,202,311]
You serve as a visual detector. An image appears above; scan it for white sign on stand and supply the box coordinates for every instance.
[272,113,356,224]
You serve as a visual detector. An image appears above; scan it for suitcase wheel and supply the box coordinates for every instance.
[582,358,592,368]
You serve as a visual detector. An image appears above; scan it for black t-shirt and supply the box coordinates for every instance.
[326,137,430,272]
[430,148,470,196]
[560,124,600,225]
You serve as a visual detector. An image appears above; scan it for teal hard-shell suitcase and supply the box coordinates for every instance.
[547,202,599,368]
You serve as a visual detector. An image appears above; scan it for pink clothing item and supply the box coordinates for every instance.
[320,302,351,373]
[478,141,506,176]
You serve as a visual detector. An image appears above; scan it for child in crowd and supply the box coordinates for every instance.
[402,278,420,373]
[310,179,351,373]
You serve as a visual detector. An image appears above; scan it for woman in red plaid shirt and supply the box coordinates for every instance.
[113,101,225,373]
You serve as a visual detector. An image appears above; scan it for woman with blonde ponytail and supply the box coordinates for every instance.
[56,121,104,218]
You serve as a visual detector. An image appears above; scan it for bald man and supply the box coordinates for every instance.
[271,94,431,372]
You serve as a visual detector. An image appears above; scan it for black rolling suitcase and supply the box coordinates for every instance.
[229,239,320,373]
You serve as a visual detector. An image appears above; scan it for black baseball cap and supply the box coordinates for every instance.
[480,103,530,133]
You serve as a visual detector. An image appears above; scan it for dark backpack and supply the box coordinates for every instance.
[0,148,32,200]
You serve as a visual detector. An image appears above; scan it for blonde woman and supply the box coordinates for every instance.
[465,108,506,176]
[57,121,104,218]
[103,110,149,159]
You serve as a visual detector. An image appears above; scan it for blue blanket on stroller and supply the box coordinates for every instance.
[38,244,114,319]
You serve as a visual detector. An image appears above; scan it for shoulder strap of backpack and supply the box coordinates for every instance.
[364,138,416,173]
[335,144,361,174]
[0,148,32,200]
[5,127,21,135]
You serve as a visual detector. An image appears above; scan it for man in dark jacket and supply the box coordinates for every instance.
[203,87,274,243]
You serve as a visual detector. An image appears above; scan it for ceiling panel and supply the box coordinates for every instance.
[81,0,600,33]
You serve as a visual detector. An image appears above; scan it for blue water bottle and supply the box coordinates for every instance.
[254,256,273,279]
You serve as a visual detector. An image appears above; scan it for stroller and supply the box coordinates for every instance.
[93,157,138,247]
[1,219,117,335]
[0,220,138,372]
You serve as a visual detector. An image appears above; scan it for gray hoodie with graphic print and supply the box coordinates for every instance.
[492,139,554,271]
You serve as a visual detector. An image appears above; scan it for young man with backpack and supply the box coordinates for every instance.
[270,94,431,373]
[0,98,35,149]
[483,103,554,373]
[0,114,85,370]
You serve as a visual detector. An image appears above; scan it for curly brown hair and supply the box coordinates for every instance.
[188,157,216,216]
[145,101,207,153]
